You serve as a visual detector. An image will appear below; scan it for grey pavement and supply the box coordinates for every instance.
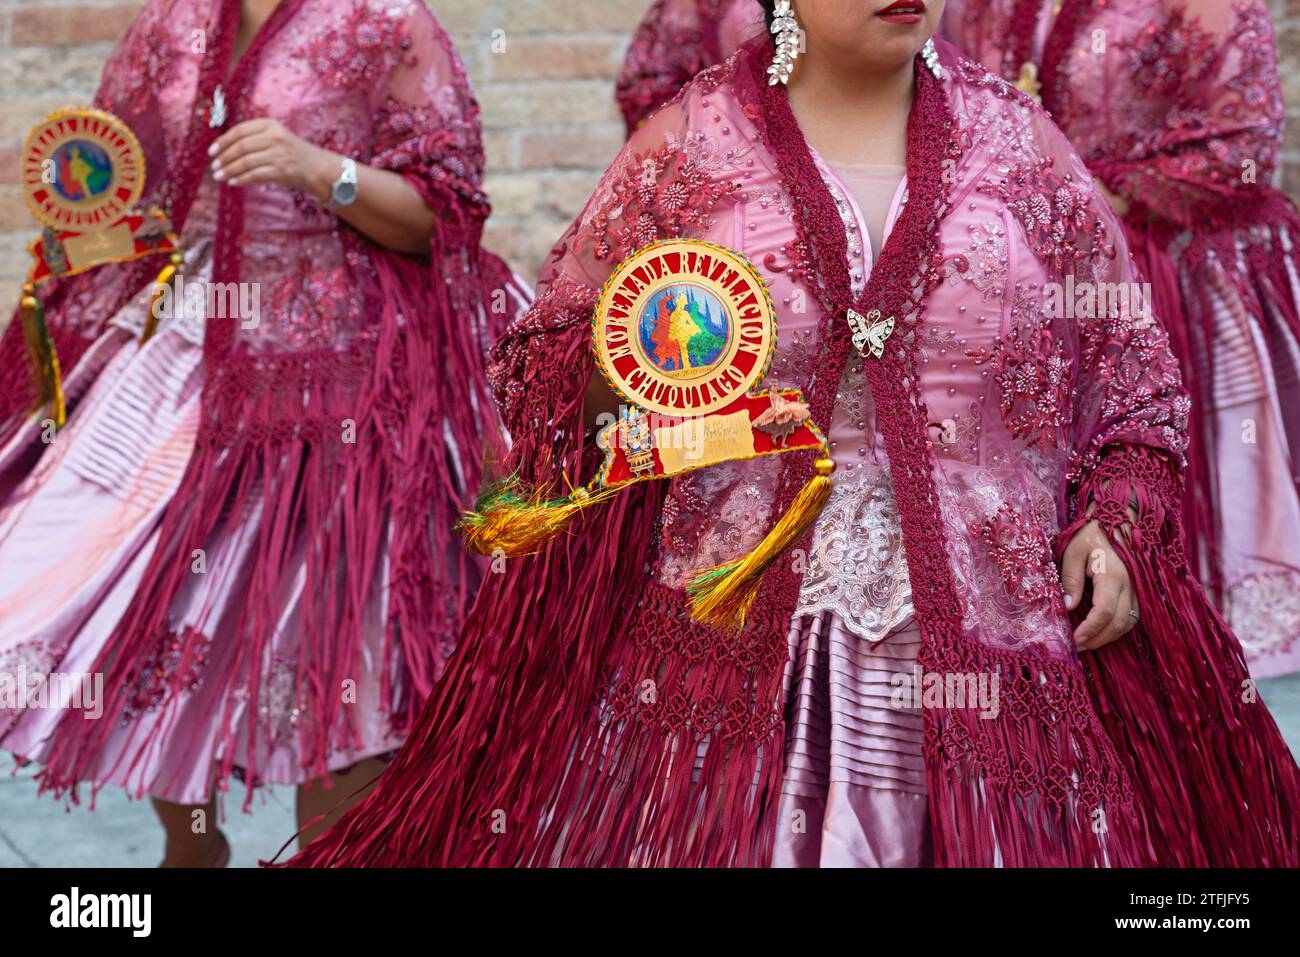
[0,767,296,868]
[1,673,1298,867]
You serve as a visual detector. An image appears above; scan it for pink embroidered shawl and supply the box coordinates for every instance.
[943,0,1300,665]
[288,38,1299,867]
[0,0,515,796]
[616,0,764,134]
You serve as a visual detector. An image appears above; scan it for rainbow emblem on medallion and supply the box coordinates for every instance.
[16,108,184,428]
[461,240,835,633]
[20,108,178,282]
[591,240,822,486]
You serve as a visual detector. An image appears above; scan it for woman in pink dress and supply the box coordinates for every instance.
[942,0,1300,678]
[288,0,1299,868]
[616,0,765,135]
[0,0,523,865]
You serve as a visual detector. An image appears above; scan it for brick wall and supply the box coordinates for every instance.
[0,0,647,312]
[1,0,1299,315]
[1278,0,1300,196]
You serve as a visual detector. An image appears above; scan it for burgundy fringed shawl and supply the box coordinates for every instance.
[944,0,1300,676]
[2,0,513,802]
[285,38,1299,867]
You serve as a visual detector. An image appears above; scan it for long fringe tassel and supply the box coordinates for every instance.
[370,223,509,727]
[686,456,834,633]
[1122,223,1219,591]
[281,483,793,868]
[34,231,502,805]
[280,483,666,866]
[1066,457,1300,866]
[458,476,622,557]
[18,283,66,428]
[34,363,382,806]
[918,629,1150,867]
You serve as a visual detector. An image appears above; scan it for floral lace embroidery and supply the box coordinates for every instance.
[946,220,1009,301]
[954,54,1024,102]
[763,236,815,288]
[669,128,757,175]
[656,462,779,588]
[374,96,438,144]
[577,139,741,263]
[112,26,173,114]
[265,265,353,350]
[768,326,819,391]
[792,463,914,642]
[938,475,1072,654]
[1038,0,1285,225]
[1072,305,1191,479]
[979,158,1110,276]
[123,625,211,721]
[969,292,1074,451]
[1120,0,1282,149]
[1223,2,1284,125]
[1125,8,1218,98]
[615,0,721,132]
[931,398,983,465]
[0,641,58,734]
[973,503,1064,610]
[372,92,486,197]
[833,361,875,436]
[958,78,1042,166]
[299,0,415,88]
[1224,570,1300,659]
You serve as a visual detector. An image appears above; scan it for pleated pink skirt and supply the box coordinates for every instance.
[0,282,403,804]
[773,610,931,867]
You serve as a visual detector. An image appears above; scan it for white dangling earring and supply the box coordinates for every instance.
[767,1,803,86]
[921,38,944,80]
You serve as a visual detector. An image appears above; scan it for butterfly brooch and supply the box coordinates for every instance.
[209,86,228,129]
[847,308,895,358]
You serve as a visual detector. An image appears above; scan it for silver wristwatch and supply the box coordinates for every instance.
[326,157,358,210]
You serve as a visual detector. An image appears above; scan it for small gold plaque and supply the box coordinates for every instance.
[62,222,136,271]
[653,409,756,475]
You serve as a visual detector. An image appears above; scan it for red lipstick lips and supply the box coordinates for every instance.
[877,0,926,25]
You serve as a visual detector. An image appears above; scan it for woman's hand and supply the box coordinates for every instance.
[209,118,335,202]
[1059,518,1139,652]
[207,118,437,255]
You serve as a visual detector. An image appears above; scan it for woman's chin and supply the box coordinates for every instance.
[863,17,937,53]
[844,41,925,74]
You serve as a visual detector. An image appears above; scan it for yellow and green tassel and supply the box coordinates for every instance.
[458,476,621,557]
[141,250,183,345]
[19,281,65,428]
[686,456,836,634]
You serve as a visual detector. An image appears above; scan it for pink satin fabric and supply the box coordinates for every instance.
[774,613,930,868]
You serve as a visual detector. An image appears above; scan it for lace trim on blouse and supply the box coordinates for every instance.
[792,160,914,642]
[793,460,914,642]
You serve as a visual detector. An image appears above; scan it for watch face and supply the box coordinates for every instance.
[333,180,358,206]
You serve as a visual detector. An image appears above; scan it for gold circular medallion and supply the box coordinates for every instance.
[21,108,145,231]
[593,240,776,417]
